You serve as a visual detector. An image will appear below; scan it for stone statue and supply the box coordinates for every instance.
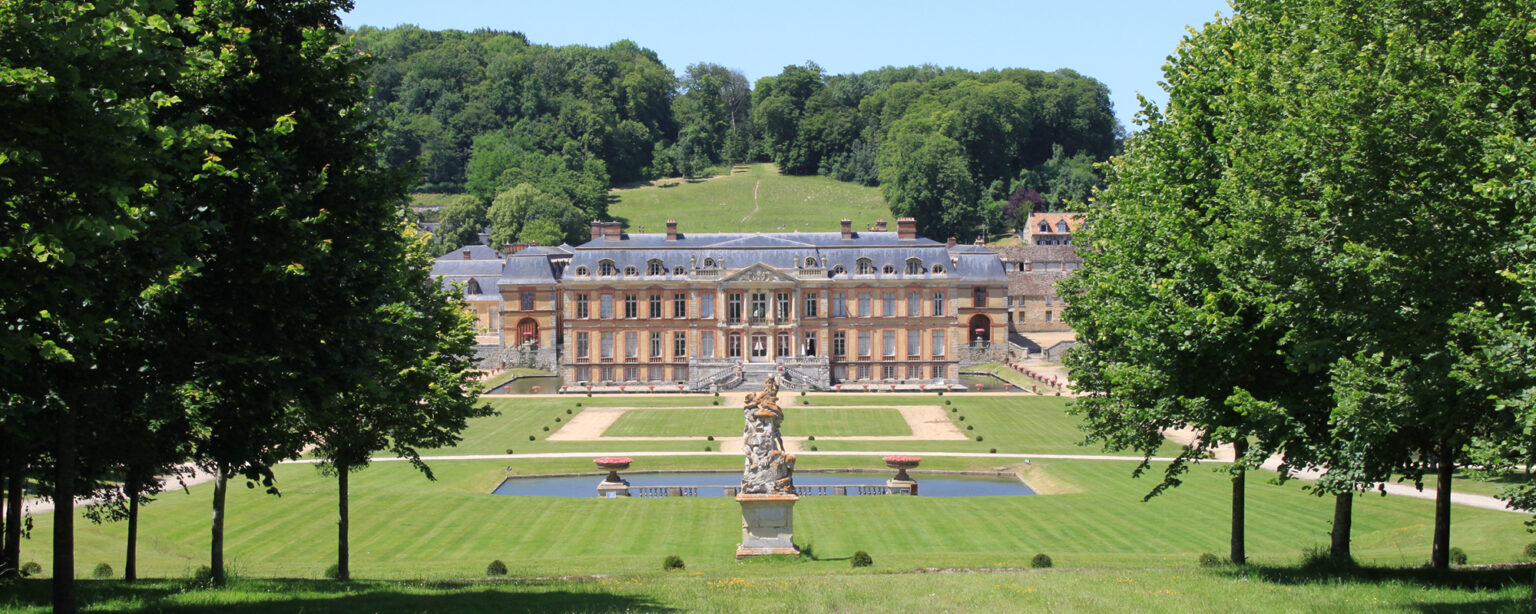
[740,377,795,495]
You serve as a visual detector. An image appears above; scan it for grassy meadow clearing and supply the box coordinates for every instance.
[4,393,1535,612]
[608,163,893,234]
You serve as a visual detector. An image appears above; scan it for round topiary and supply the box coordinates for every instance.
[989,448,997,454]
[958,416,965,421]
[967,425,974,430]
[714,392,721,397]
[1524,542,1536,559]
[851,550,873,568]
[529,435,536,441]
[807,435,815,441]
[1030,553,1053,568]
[486,559,508,576]
[542,426,549,431]
[976,435,984,442]
[1449,546,1468,565]
[713,400,720,405]
[707,435,714,441]
[945,399,952,405]
[810,445,818,451]
[937,391,944,396]
[567,408,574,414]
[505,448,514,455]
[1198,552,1223,567]
[663,554,685,571]
[704,446,712,451]
[951,407,958,413]
[555,417,561,422]
[92,563,113,579]
[323,563,340,580]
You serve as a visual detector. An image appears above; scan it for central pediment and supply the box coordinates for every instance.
[720,263,797,284]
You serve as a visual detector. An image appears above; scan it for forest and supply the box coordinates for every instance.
[351,26,1121,245]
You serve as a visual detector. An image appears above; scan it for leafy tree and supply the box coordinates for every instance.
[435,194,489,250]
[487,183,587,247]
[877,131,977,241]
[519,218,565,247]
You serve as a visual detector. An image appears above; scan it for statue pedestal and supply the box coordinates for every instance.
[735,494,800,558]
[596,480,630,498]
[886,479,916,495]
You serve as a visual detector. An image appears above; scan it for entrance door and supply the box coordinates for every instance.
[516,317,540,347]
[968,314,991,346]
[749,333,769,361]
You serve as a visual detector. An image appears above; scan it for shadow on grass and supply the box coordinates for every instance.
[0,578,675,613]
[1212,563,1536,613]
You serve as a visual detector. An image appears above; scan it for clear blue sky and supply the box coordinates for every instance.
[341,0,1232,132]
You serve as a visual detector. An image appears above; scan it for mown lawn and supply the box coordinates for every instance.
[608,163,892,234]
[604,407,911,438]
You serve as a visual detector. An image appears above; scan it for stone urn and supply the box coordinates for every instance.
[883,455,921,482]
[594,457,633,483]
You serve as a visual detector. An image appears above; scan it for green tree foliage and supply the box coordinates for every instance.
[671,63,753,170]
[465,131,609,221]
[487,183,586,247]
[878,132,976,242]
[435,194,488,250]
[354,28,677,192]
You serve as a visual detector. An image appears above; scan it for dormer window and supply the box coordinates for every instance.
[598,259,616,276]
[831,265,846,276]
[575,266,589,277]
[856,258,873,274]
[466,279,481,295]
[1039,221,1050,233]
[882,264,895,274]
[1057,220,1070,232]
[623,265,638,276]
[805,257,817,267]
[673,265,685,275]
[905,258,923,274]
[703,257,716,268]
[932,264,945,274]
[647,259,664,276]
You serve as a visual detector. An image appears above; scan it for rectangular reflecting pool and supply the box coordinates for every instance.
[493,471,1034,497]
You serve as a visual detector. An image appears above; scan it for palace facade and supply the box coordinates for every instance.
[434,218,1009,391]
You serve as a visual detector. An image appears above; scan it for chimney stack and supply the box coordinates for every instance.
[603,221,622,240]
[897,217,917,240]
[873,219,887,232]
[840,218,853,239]
[974,236,984,246]
[666,220,678,241]
[946,237,957,249]
[590,219,604,242]
[462,249,472,260]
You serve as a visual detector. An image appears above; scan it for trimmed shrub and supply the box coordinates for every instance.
[800,399,809,405]
[1450,546,1467,565]
[800,391,807,396]
[707,435,714,441]
[567,408,573,414]
[21,561,42,577]
[1030,553,1053,568]
[1524,542,1536,559]
[486,560,508,576]
[586,392,592,397]
[554,417,561,422]
[714,392,721,397]
[944,399,952,405]
[663,554,685,571]
[989,448,997,454]
[528,435,535,441]
[937,391,944,396]
[851,550,873,568]
[1198,553,1223,567]
[92,563,113,579]
[713,399,720,405]
[542,426,549,431]
[958,416,965,421]
[704,446,712,451]
[505,448,514,455]
[323,563,340,580]
[807,435,815,441]
[810,445,818,451]
[976,435,984,442]
[967,425,974,430]
[192,565,213,581]
[951,407,957,413]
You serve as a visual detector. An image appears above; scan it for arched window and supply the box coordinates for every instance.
[703,257,716,268]
[623,265,638,276]
[831,265,846,276]
[647,259,664,276]
[856,258,873,274]
[882,264,895,274]
[466,279,482,295]
[905,258,923,274]
[575,266,589,277]
[1057,220,1070,232]
[673,265,686,275]
[932,264,945,274]
[598,259,616,276]
[805,257,817,267]
[1039,221,1050,233]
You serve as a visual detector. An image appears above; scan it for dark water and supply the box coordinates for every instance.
[485,375,563,394]
[957,375,1028,392]
[493,471,1034,497]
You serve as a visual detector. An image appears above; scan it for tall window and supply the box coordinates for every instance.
[906,364,921,379]
[831,293,847,318]
[858,292,871,318]
[856,258,873,274]
[973,287,988,308]
[857,330,871,357]
[803,293,819,318]
[601,332,614,359]
[832,331,846,357]
[776,332,790,357]
[576,332,589,359]
[803,332,818,356]
[575,294,589,319]
[882,330,896,357]
[749,292,768,323]
[1046,311,1053,322]
[932,329,946,356]
[907,329,921,357]
[776,292,791,322]
[649,332,661,359]
[907,292,920,317]
[882,365,896,380]
[521,290,534,310]
[647,259,664,276]
[932,292,946,316]
[599,259,616,276]
[728,333,743,357]
[673,293,686,318]
[600,294,613,319]
[625,366,639,381]
[701,331,715,357]
[727,292,743,323]
[624,294,637,319]
[750,334,768,358]
[701,293,714,318]
[649,294,662,318]
[600,366,613,382]
[624,332,638,359]
[882,292,896,317]
[674,332,686,358]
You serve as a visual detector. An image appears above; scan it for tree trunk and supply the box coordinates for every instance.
[0,460,7,576]
[336,464,349,581]
[53,407,77,613]
[1230,438,1247,566]
[1431,440,1454,569]
[1330,491,1353,562]
[3,452,21,579]
[125,470,140,583]
[211,466,228,586]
